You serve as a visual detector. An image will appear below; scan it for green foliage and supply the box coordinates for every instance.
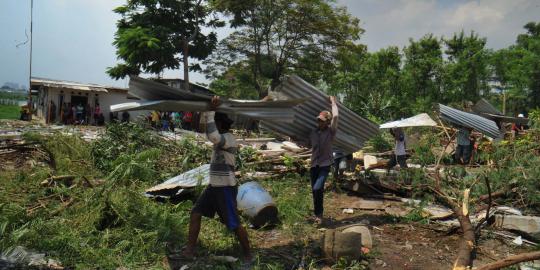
[0,132,195,268]
[476,135,540,210]
[529,108,540,129]
[0,91,26,101]
[410,131,439,166]
[206,0,363,97]
[92,122,162,172]
[236,145,259,170]
[365,133,392,153]
[0,105,21,119]
[108,0,222,79]
[331,258,368,270]
[107,148,161,184]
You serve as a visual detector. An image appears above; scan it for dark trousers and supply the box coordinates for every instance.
[455,145,471,164]
[310,166,330,217]
[387,155,408,169]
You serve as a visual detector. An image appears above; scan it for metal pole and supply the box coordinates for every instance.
[27,0,33,120]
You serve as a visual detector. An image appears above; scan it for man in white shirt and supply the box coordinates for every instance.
[182,96,252,265]
[387,128,408,170]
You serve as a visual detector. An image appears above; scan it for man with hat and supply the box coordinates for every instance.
[308,96,339,225]
[181,96,252,266]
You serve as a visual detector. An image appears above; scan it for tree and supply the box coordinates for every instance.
[517,22,540,108]
[490,22,540,114]
[443,31,491,103]
[327,46,402,121]
[402,34,443,113]
[207,0,362,98]
[107,0,222,91]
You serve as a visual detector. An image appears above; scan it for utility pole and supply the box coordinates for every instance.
[27,0,34,120]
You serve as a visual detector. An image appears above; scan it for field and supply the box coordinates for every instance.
[0,105,20,119]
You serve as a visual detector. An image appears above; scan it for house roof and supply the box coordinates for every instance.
[156,78,213,96]
[31,77,127,93]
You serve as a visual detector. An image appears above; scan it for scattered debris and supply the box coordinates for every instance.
[323,225,372,263]
[494,215,540,240]
[0,246,63,270]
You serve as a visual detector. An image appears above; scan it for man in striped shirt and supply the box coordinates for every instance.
[182,96,252,265]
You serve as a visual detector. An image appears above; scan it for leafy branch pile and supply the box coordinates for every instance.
[0,123,212,268]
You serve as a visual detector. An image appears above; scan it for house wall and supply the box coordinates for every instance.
[37,87,146,124]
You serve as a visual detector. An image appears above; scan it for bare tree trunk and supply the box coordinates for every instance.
[183,38,190,92]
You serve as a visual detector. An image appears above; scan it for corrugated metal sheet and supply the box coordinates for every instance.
[439,104,500,138]
[112,76,307,122]
[145,164,209,198]
[262,75,380,154]
[472,98,502,116]
[31,77,126,93]
[472,98,529,125]
[111,100,297,122]
[481,113,529,125]
[129,75,211,101]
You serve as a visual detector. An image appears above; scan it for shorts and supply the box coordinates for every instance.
[192,185,240,230]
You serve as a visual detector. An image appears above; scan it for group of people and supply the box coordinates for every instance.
[58,102,105,126]
[149,111,194,131]
[178,95,339,267]
[176,96,530,266]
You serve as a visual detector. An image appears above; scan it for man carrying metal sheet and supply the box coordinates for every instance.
[307,96,339,225]
[455,126,473,165]
[181,96,253,267]
[387,128,408,171]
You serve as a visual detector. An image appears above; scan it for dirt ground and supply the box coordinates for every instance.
[250,190,530,270]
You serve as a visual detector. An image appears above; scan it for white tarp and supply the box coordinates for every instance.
[379,113,437,129]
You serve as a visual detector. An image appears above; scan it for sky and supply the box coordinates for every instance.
[1,0,539,89]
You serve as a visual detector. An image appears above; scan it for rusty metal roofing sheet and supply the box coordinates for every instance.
[262,75,379,154]
[438,104,500,138]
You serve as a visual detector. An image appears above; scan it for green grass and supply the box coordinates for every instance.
[0,104,20,119]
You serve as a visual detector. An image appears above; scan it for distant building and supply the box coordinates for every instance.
[30,77,143,124]
[157,78,213,96]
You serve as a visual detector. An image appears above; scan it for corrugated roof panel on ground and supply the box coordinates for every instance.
[438,103,500,138]
[262,75,379,154]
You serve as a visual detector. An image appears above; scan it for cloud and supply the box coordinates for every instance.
[3,0,540,87]
[338,0,540,51]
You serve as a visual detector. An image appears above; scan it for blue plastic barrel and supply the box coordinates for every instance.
[237,181,278,227]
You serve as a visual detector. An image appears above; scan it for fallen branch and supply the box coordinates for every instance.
[41,175,75,186]
[475,251,540,270]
